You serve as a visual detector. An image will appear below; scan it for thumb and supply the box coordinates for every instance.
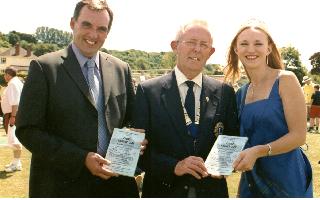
[232,154,243,169]
[96,154,110,165]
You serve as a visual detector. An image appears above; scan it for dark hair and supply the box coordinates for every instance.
[73,0,113,33]
[4,67,17,77]
[314,84,319,90]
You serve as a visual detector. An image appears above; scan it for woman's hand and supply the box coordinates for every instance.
[233,146,260,172]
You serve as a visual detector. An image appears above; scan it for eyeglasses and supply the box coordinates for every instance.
[179,40,210,50]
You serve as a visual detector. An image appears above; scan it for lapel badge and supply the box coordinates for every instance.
[214,122,224,137]
[206,97,210,102]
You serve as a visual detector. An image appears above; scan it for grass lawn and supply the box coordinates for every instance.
[0,129,319,197]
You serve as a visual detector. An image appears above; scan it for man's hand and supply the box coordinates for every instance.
[85,152,118,180]
[139,138,148,155]
[174,156,208,179]
[9,116,16,126]
[129,128,148,155]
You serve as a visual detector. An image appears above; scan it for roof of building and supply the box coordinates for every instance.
[0,45,37,58]
[0,47,8,54]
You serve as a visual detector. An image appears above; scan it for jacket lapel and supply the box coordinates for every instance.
[99,53,113,106]
[160,71,193,154]
[197,76,220,150]
[61,46,95,107]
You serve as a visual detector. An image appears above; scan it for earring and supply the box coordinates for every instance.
[266,55,269,65]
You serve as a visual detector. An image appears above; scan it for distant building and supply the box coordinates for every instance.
[0,43,37,73]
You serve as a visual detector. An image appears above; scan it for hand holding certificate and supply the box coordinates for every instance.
[105,128,145,177]
[205,135,248,176]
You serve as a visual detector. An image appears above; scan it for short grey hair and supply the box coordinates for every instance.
[174,20,213,43]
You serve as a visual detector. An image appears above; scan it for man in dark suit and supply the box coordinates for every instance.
[133,20,239,197]
[16,0,144,197]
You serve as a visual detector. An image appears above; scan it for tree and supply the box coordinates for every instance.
[19,40,33,50]
[280,46,307,84]
[135,57,149,70]
[309,52,320,75]
[0,32,10,48]
[8,31,20,45]
[32,43,59,56]
[35,26,72,48]
[7,31,37,45]
[205,64,224,75]
[18,32,37,44]
[160,52,176,68]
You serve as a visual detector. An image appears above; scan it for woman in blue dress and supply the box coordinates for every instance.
[224,19,313,197]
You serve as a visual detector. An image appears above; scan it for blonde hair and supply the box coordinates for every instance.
[224,19,283,83]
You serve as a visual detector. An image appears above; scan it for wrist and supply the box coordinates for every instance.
[254,145,270,158]
[266,144,272,156]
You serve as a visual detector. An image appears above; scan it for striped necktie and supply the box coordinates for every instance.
[86,59,108,156]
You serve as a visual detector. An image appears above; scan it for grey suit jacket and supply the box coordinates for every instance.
[16,46,137,197]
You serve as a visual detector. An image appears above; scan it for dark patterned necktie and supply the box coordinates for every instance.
[185,81,195,122]
[184,81,198,139]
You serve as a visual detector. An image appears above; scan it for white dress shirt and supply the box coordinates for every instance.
[174,66,202,121]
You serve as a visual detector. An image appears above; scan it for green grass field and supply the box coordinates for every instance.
[0,129,319,197]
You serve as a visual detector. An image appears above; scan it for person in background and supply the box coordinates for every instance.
[16,0,146,197]
[132,20,239,197]
[1,67,23,172]
[302,75,314,122]
[132,77,138,93]
[309,84,320,132]
[225,18,313,197]
[0,85,5,129]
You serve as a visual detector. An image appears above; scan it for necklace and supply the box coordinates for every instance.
[248,69,275,102]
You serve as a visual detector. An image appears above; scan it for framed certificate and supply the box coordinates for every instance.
[105,128,145,177]
[205,135,248,176]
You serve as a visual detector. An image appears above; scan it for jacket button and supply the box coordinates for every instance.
[184,185,189,190]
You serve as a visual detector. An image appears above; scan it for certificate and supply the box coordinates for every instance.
[205,135,248,176]
[105,128,145,177]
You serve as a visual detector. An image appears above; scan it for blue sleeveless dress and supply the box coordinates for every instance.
[236,78,313,197]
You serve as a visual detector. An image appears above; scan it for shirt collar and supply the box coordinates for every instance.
[174,66,202,88]
[8,76,19,84]
[71,43,100,69]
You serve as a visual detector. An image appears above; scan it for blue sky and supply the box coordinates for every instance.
[1,0,319,70]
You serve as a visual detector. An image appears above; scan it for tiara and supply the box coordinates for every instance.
[240,18,269,31]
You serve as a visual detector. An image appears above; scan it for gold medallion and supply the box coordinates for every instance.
[214,122,224,137]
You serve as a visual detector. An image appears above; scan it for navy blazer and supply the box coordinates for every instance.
[16,46,138,197]
[133,71,239,197]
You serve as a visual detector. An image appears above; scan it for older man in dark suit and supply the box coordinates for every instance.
[16,0,144,197]
[133,20,239,197]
